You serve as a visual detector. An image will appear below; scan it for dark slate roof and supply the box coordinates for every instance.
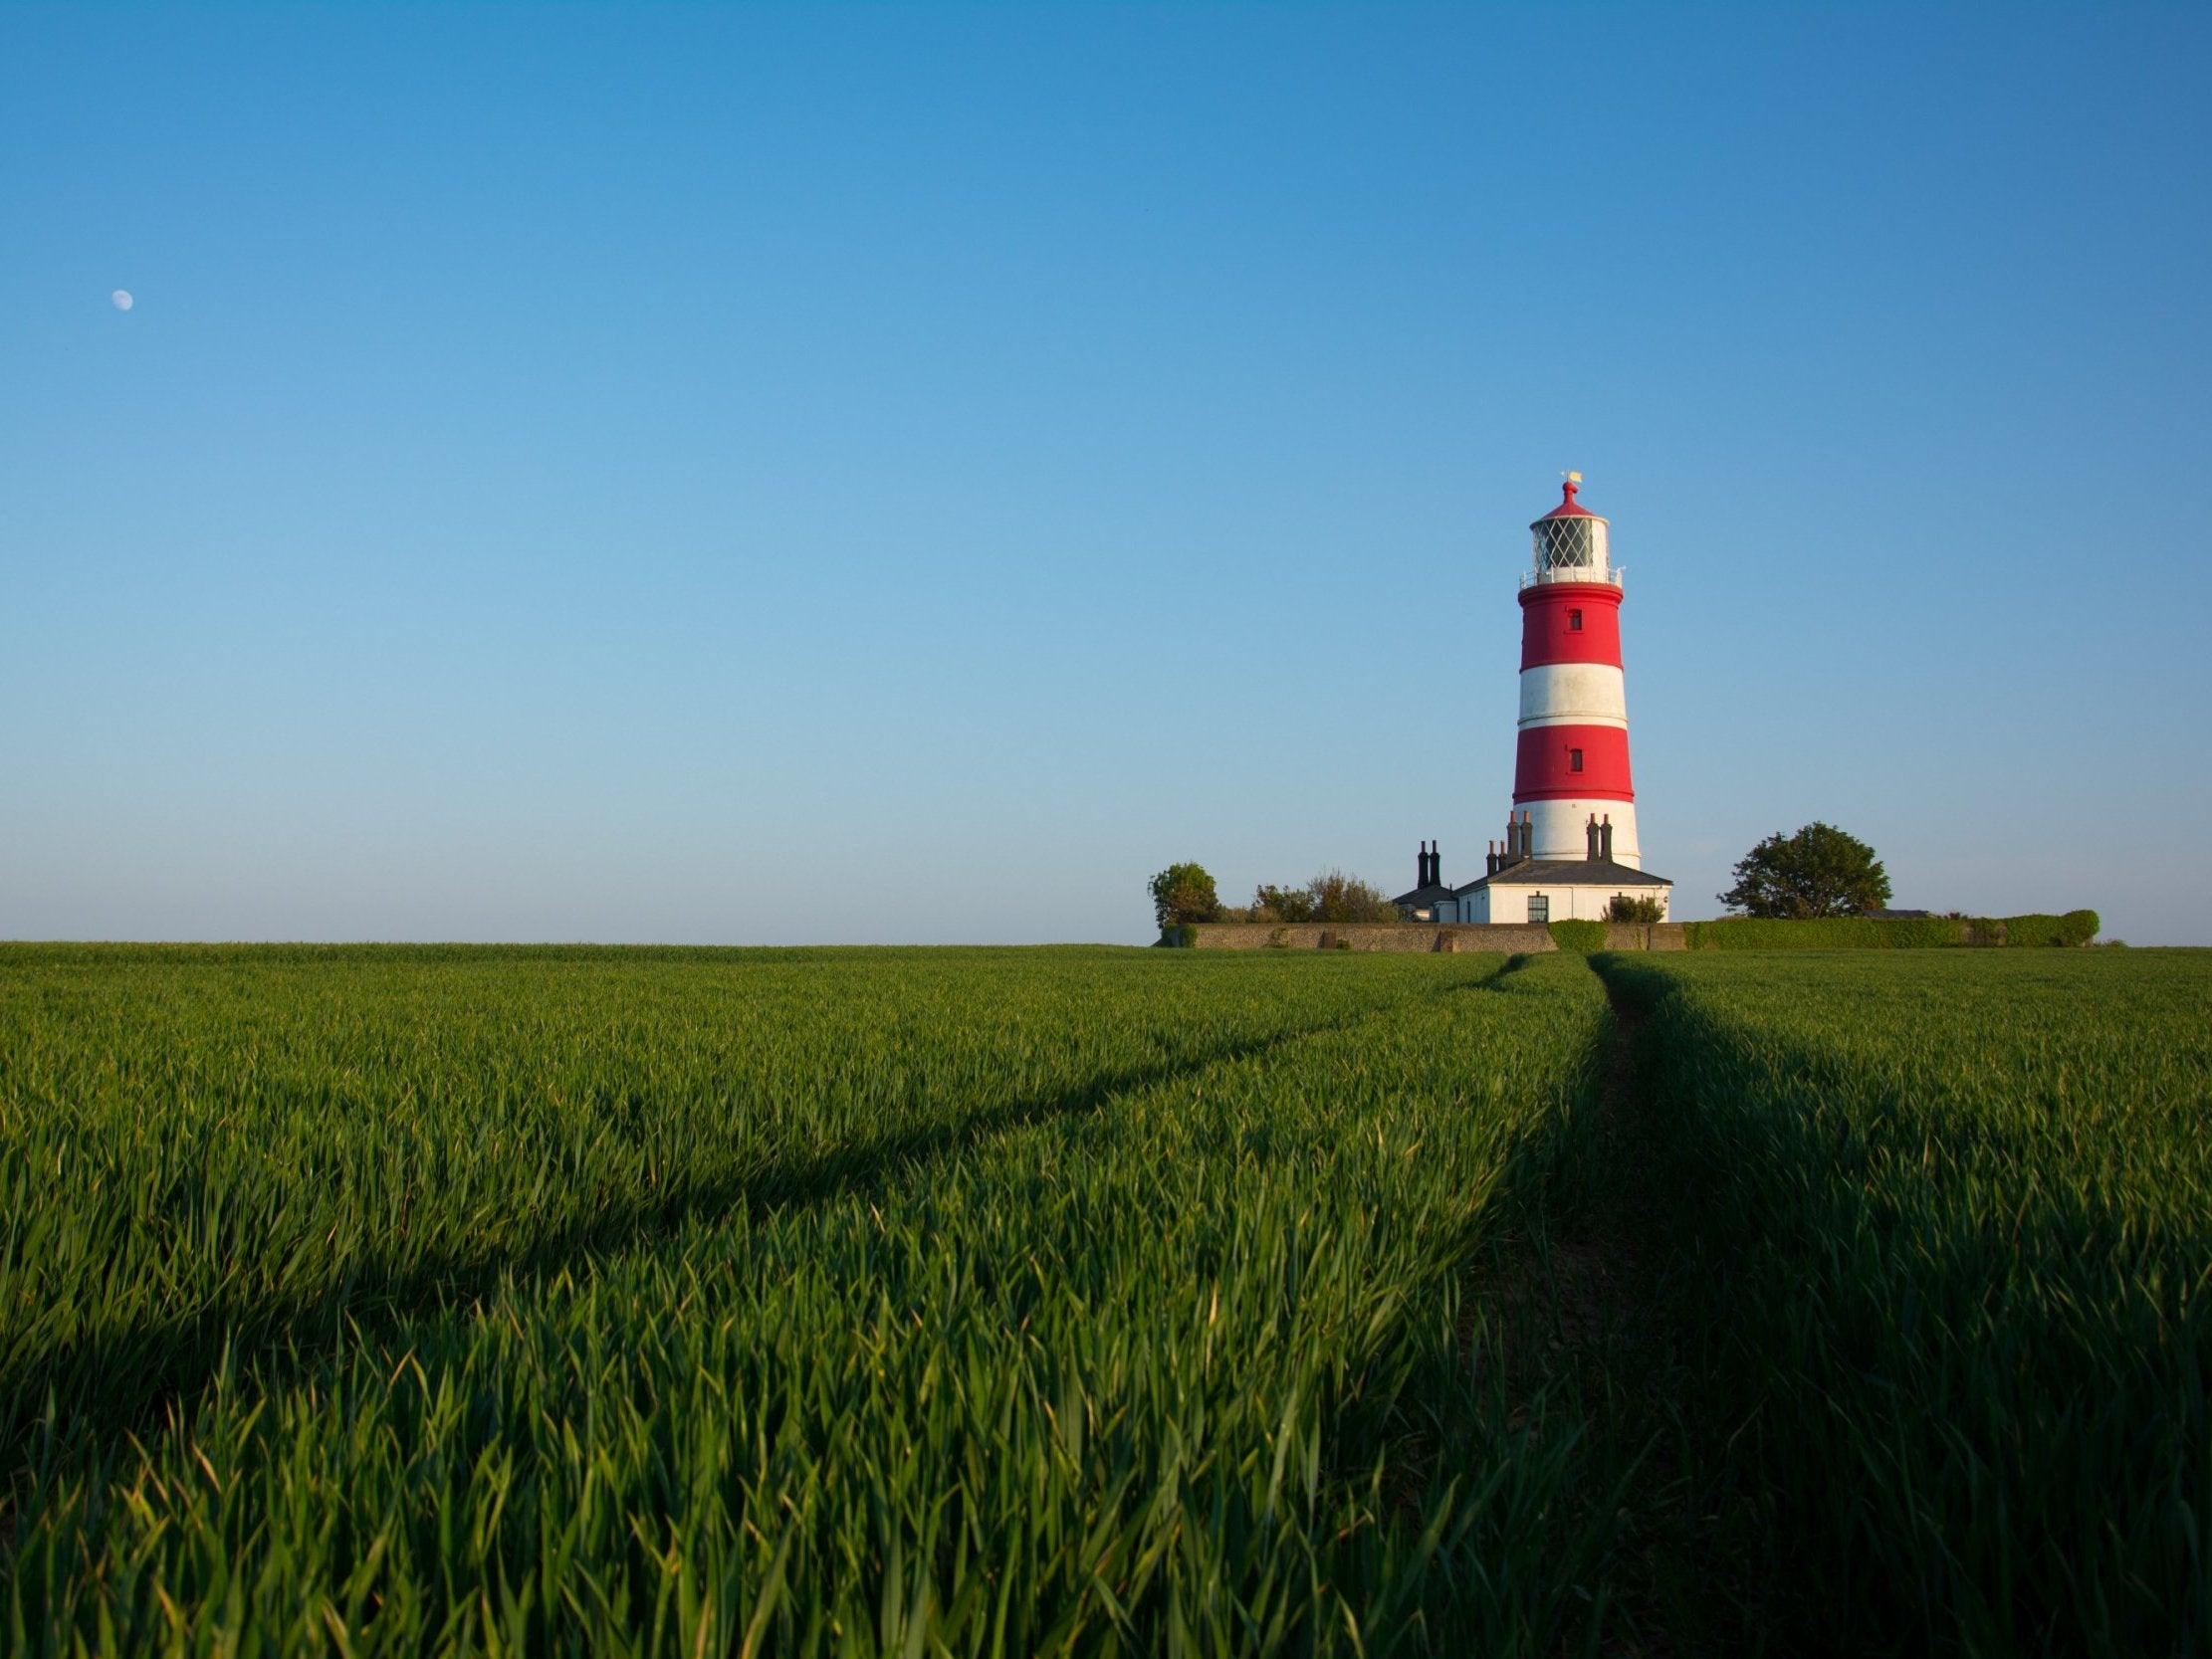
[1451,858,1672,897]
[1391,883,1459,909]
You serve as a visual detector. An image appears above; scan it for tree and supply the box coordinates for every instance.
[1718,822,1891,919]
[1250,884,1317,924]
[1242,870,1398,925]
[1149,863,1223,930]
[1306,869,1398,924]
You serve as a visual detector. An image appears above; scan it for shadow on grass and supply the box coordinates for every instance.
[1585,950,2212,1658]
[2,960,1516,1474]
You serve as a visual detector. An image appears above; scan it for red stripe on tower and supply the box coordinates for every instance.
[1513,725,1634,800]
[1518,583,1624,669]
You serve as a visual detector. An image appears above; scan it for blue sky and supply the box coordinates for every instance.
[4,3,2207,944]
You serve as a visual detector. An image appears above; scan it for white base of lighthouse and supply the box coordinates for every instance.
[1519,799,1642,868]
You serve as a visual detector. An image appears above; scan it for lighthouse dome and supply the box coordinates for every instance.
[1527,476,1615,584]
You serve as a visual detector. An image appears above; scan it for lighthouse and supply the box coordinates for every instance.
[1513,474,1642,866]
[1411,475,1673,926]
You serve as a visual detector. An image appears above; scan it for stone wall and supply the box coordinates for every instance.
[1180,922,1689,952]
[1183,923,1555,952]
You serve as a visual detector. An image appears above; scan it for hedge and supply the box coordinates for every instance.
[1684,917,1965,949]
[1547,919,1610,952]
[1683,911,2100,950]
[1988,910,2101,946]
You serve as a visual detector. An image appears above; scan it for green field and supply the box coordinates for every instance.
[1596,949,2212,1654]
[1,944,2206,1655]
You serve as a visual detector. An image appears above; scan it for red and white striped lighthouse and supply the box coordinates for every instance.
[1511,474,1642,867]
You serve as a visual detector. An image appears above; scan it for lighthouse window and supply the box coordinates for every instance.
[1568,609,1584,631]
[1569,747,1585,772]
[1536,518,1597,570]
[1539,521,1592,574]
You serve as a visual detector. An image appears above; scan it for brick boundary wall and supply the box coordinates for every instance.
[1181,923,1688,952]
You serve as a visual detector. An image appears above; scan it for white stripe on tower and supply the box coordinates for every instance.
[1517,663,1628,728]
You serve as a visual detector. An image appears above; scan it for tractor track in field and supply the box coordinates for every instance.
[1578,974,1679,1659]
[1574,960,1775,1659]
[1463,964,1692,1659]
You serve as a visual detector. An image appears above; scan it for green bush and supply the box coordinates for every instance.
[1683,912,2099,950]
[1155,924,1199,948]
[1250,884,1317,924]
[1994,910,2101,946]
[1246,872,1398,926]
[1548,919,1609,952]
[1685,917,1964,949]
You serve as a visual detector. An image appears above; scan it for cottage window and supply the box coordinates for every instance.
[1527,894,1550,924]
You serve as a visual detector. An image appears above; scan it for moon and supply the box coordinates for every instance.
[111,290,133,311]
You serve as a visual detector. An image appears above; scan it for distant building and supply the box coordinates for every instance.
[1399,815,1674,924]
[1440,815,1673,924]
[1391,841,1457,921]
